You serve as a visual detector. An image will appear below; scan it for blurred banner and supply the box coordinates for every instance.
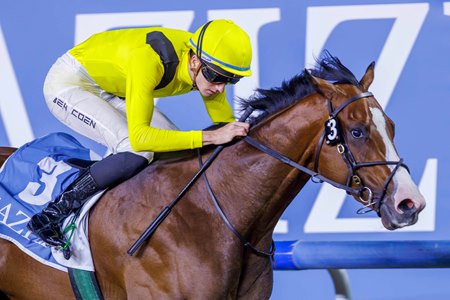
[1,1,449,299]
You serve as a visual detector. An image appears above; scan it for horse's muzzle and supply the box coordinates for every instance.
[379,198,423,230]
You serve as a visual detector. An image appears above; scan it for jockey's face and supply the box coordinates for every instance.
[196,69,226,97]
[189,55,226,98]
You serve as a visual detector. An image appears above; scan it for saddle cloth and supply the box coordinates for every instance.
[0,132,102,272]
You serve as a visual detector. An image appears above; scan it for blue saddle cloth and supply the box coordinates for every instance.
[0,132,95,271]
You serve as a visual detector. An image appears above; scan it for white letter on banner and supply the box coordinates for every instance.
[208,8,281,115]
[0,25,34,147]
[305,3,428,109]
[75,11,194,45]
[445,2,450,15]
[304,3,435,233]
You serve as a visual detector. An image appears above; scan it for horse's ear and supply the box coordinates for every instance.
[304,69,336,99]
[359,61,375,91]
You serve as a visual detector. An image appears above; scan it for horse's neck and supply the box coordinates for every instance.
[212,97,325,238]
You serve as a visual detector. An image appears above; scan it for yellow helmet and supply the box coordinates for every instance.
[189,19,252,77]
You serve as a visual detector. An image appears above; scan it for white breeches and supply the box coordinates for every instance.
[43,53,178,161]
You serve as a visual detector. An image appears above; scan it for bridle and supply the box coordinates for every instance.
[200,91,408,257]
[311,91,409,214]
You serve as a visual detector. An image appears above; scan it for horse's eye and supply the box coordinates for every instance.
[351,129,363,138]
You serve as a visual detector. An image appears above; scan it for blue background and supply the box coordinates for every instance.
[1,1,449,299]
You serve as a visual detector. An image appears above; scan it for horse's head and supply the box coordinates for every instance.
[306,60,426,230]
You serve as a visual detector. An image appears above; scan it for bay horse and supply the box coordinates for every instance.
[0,54,425,299]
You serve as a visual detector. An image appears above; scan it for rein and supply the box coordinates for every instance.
[197,92,408,258]
[198,151,275,258]
[128,91,408,257]
[194,93,375,258]
[128,108,254,256]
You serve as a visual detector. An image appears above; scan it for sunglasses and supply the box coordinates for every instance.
[201,64,241,85]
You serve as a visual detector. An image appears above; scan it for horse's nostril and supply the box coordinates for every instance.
[398,199,415,212]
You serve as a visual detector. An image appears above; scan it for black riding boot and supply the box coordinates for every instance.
[27,168,100,248]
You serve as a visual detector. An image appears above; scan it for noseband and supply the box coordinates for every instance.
[244,91,408,215]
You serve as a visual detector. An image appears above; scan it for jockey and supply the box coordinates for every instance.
[27,19,252,251]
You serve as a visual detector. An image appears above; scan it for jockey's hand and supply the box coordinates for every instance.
[202,122,250,146]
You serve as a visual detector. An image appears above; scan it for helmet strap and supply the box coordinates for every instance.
[190,56,202,90]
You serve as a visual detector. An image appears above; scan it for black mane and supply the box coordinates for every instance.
[238,51,361,123]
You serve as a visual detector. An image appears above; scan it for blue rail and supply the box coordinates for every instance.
[273,240,450,270]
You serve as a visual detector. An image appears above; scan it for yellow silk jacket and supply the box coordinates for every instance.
[69,27,234,152]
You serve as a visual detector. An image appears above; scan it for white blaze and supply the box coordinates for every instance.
[370,107,425,212]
